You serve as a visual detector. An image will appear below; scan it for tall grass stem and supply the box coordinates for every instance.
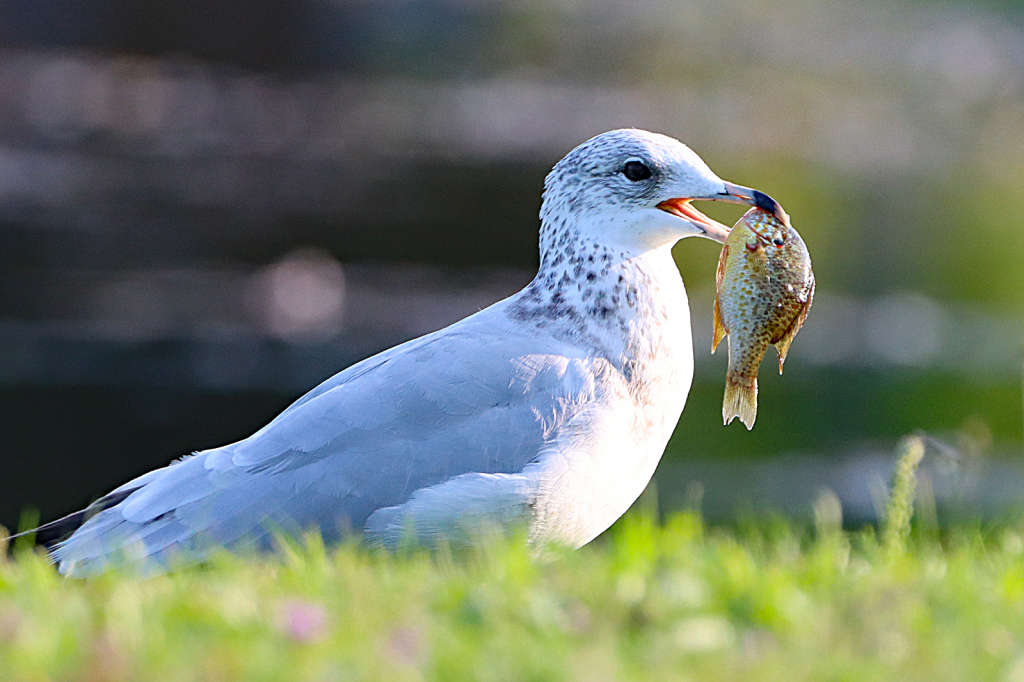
[883,435,925,553]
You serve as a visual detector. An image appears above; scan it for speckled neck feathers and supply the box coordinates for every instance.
[507,211,690,390]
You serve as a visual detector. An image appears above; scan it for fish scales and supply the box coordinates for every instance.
[712,207,814,429]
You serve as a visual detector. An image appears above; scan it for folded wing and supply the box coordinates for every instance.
[54,309,596,575]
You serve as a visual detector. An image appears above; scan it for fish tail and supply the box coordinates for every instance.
[723,373,758,430]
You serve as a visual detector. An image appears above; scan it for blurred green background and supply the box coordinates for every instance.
[1,0,1022,529]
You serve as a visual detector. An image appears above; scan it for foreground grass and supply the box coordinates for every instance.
[3,439,1024,682]
[3,513,1024,681]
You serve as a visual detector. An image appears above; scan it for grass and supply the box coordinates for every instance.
[2,440,1024,681]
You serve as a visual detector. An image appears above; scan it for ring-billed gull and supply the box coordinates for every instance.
[25,129,783,576]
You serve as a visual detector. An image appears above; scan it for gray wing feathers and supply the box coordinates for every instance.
[55,313,597,575]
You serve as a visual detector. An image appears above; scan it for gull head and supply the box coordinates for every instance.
[541,129,785,250]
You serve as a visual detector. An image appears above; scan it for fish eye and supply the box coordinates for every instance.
[622,160,652,182]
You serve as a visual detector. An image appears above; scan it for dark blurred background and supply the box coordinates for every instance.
[2,0,1024,531]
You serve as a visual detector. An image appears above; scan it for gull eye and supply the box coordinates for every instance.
[622,160,652,182]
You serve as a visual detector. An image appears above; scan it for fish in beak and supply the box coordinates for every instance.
[656,183,789,244]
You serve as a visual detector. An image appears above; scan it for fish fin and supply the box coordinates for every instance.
[741,234,768,278]
[715,244,728,291]
[712,295,727,353]
[723,375,757,430]
[749,246,769,278]
[772,273,815,373]
[712,244,729,353]
[774,346,787,375]
[774,318,794,373]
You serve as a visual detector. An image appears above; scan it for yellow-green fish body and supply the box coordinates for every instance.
[713,207,814,429]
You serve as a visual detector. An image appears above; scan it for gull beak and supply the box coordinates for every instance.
[656,182,789,244]
[655,198,732,243]
[715,182,790,226]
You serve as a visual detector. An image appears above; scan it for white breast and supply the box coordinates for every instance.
[527,253,693,547]
[361,244,694,551]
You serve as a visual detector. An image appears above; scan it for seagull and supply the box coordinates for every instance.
[21,129,784,576]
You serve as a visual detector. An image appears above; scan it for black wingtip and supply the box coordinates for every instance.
[6,488,138,551]
[7,511,83,548]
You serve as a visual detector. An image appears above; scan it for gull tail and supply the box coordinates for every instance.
[722,373,757,430]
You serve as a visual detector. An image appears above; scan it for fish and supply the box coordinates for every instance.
[712,206,815,429]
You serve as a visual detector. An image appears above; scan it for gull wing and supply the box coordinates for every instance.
[53,305,597,575]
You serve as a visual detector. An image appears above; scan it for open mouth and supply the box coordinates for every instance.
[656,198,731,243]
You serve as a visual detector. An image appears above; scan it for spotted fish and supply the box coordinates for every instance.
[713,207,814,429]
